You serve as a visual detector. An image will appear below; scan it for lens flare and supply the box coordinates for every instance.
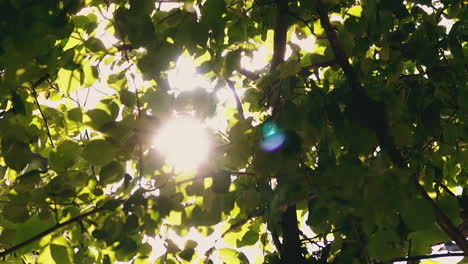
[260,121,286,152]
[154,116,211,172]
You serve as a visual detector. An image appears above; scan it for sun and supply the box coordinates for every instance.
[154,115,212,172]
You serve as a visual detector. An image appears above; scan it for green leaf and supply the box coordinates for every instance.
[85,37,106,53]
[237,230,259,247]
[83,139,117,166]
[368,230,405,261]
[179,248,195,261]
[83,64,99,87]
[107,71,128,91]
[212,171,231,193]
[92,229,107,240]
[50,243,71,264]
[421,260,440,264]
[115,238,138,261]
[2,204,29,223]
[401,198,435,230]
[85,109,113,131]
[408,229,448,256]
[278,60,302,79]
[97,99,120,121]
[14,170,41,192]
[99,161,125,185]
[201,0,226,26]
[1,141,32,171]
[103,255,111,264]
[49,140,81,171]
[130,0,155,15]
[65,107,83,122]
[347,5,363,17]
[219,248,249,264]
[143,89,172,117]
[124,214,139,232]
[57,68,82,95]
[119,89,136,107]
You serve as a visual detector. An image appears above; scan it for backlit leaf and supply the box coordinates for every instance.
[83,139,117,166]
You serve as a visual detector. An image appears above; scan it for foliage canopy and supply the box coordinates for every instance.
[0,0,466,263]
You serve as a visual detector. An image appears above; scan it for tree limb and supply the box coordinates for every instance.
[315,0,468,255]
[0,205,107,258]
[226,79,245,119]
[391,252,464,262]
[238,69,260,81]
[288,11,315,37]
[268,0,307,262]
[270,0,289,71]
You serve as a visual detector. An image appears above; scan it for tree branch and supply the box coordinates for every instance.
[270,0,289,71]
[315,0,468,255]
[128,72,144,184]
[0,206,107,258]
[391,252,464,262]
[314,2,358,91]
[268,0,307,262]
[157,9,182,25]
[31,74,55,148]
[238,69,260,81]
[288,11,315,37]
[226,79,245,119]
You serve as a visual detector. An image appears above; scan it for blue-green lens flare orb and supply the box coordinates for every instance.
[260,121,286,152]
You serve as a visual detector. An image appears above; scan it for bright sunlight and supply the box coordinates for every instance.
[153,115,212,172]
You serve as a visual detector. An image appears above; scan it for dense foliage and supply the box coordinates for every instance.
[0,0,466,263]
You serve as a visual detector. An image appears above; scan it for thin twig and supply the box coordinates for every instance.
[128,72,144,184]
[112,11,129,61]
[226,79,245,119]
[157,9,182,24]
[31,74,55,148]
[300,228,343,243]
[288,11,314,35]
[440,184,457,197]
[115,44,134,51]
[225,170,255,175]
